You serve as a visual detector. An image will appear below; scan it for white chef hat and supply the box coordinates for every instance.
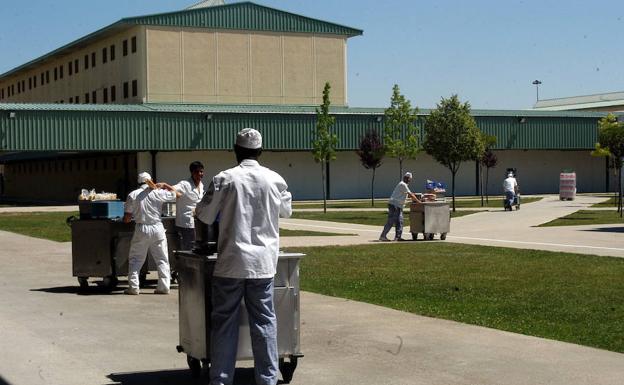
[508,172,513,177]
[236,128,262,149]
[404,172,413,179]
[138,172,152,184]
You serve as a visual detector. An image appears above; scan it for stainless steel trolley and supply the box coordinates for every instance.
[175,250,304,383]
[409,201,451,240]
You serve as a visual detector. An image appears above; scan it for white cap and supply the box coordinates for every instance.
[138,172,152,184]
[236,128,262,149]
[508,173,513,177]
[404,172,412,179]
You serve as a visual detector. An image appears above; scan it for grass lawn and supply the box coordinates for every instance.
[290,242,624,353]
[0,211,78,242]
[0,211,347,242]
[292,197,541,210]
[539,210,624,227]
[591,197,618,208]
[291,209,477,227]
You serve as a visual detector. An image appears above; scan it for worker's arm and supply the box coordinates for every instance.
[408,192,422,203]
[155,182,183,198]
[122,212,133,224]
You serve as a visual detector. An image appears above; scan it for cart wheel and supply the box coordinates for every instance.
[411,232,418,241]
[427,233,434,241]
[187,356,201,378]
[440,233,447,240]
[516,205,520,210]
[170,271,179,285]
[139,273,147,288]
[102,275,118,291]
[77,277,89,289]
[279,356,298,384]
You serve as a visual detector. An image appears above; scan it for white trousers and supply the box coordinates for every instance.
[127,223,170,292]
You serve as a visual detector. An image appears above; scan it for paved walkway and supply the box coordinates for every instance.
[281,195,624,258]
[1,195,624,384]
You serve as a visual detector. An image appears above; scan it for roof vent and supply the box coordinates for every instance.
[186,0,225,9]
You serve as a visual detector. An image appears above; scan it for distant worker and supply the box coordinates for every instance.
[174,161,205,250]
[123,172,180,295]
[196,128,292,385]
[379,172,421,242]
[503,172,519,210]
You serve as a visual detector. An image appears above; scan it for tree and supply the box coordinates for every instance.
[383,84,420,179]
[356,129,385,207]
[423,95,485,212]
[312,82,338,213]
[594,114,624,216]
[479,134,497,206]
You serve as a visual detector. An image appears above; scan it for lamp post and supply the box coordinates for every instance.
[532,80,542,102]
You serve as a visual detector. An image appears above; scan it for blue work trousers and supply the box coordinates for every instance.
[210,277,278,385]
[380,204,404,240]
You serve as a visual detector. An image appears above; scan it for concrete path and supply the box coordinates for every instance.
[1,230,624,385]
[281,195,624,258]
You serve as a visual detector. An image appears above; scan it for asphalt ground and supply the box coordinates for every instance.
[1,195,624,384]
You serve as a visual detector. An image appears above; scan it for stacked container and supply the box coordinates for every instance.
[559,172,576,200]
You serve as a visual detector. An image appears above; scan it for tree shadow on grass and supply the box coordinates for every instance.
[580,226,624,233]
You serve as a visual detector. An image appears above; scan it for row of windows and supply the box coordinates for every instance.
[13,157,122,174]
[53,80,138,104]
[0,36,137,101]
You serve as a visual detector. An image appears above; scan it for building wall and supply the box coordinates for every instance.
[145,27,347,106]
[2,154,137,202]
[0,26,146,104]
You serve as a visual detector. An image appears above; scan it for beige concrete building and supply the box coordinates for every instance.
[0,2,361,106]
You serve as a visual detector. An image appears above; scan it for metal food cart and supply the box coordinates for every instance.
[409,201,450,240]
[69,214,180,290]
[175,250,304,383]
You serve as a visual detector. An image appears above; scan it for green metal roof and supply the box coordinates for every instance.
[0,103,607,153]
[0,2,363,79]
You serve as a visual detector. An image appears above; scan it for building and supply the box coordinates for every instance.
[534,91,624,112]
[0,2,618,203]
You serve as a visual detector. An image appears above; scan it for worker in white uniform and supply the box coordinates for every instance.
[174,161,205,250]
[379,172,421,241]
[503,172,519,209]
[196,128,292,385]
[123,172,180,295]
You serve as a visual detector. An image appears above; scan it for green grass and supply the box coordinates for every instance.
[293,197,541,209]
[539,210,624,227]
[280,228,354,237]
[290,242,624,353]
[291,210,477,227]
[0,211,77,242]
[0,211,348,242]
[591,197,618,207]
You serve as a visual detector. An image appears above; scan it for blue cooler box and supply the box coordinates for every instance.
[79,200,125,219]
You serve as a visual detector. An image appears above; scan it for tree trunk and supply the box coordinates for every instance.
[485,167,490,204]
[480,164,484,207]
[451,171,456,212]
[619,166,623,217]
[321,161,327,214]
[371,167,376,207]
[399,158,404,180]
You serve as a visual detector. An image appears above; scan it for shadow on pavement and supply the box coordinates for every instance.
[106,367,285,385]
[581,226,624,233]
[30,286,120,295]
[0,374,12,385]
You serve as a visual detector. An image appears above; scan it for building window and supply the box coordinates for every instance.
[17,82,21,94]
[123,81,129,99]
[33,76,37,88]
[11,84,14,95]
[41,73,44,85]
[22,80,25,91]
[69,97,73,103]
[46,70,50,84]
[92,90,97,104]
[131,36,137,53]
[28,78,32,90]
[59,65,64,79]
[123,39,128,56]
[85,93,89,104]
[75,95,79,104]
[103,88,108,103]
[91,52,96,68]
[132,80,138,97]
[54,68,58,81]
[84,54,89,70]
[74,59,79,74]
[102,47,107,64]
[1,89,3,99]
[110,45,115,61]
[111,85,116,102]
[68,61,73,76]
